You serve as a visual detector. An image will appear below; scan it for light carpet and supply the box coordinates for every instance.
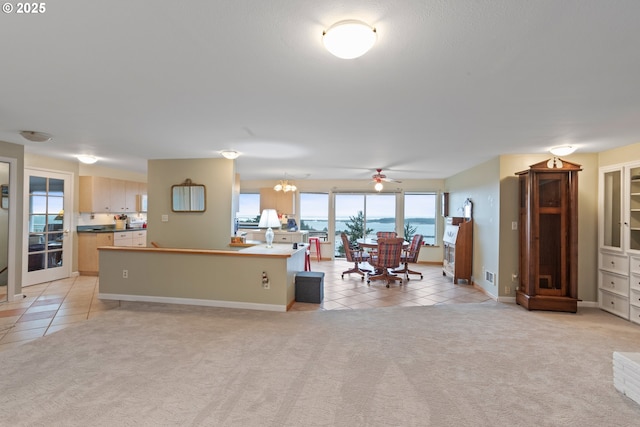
[1,301,640,426]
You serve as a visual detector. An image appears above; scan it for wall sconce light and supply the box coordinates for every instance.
[323,20,377,59]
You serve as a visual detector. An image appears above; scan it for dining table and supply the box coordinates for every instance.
[356,237,409,249]
[356,237,409,276]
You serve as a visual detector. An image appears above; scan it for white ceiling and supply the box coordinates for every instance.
[1,0,639,181]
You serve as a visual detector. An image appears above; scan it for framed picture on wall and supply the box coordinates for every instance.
[441,192,449,217]
[1,184,7,209]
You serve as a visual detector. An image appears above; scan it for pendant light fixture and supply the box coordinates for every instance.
[323,20,377,59]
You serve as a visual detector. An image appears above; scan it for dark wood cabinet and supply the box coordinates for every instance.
[443,217,473,284]
[516,158,581,312]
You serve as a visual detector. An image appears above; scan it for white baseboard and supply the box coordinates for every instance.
[98,293,287,312]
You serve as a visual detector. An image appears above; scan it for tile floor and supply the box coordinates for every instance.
[0,260,491,351]
[289,260,492,311]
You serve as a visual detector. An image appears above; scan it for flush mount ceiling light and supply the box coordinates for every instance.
[549,145,577,156]
[220,150,240,159]
[20,130,52,142]
[323,19,377,59]
[77,155,98,164]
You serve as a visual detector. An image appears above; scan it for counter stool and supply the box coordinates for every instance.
[308,237,321,261]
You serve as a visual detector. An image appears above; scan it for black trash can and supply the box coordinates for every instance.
[295,271,324,303]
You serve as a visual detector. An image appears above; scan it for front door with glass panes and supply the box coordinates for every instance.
[22,169,72,286]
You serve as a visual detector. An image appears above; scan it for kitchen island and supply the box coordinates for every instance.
[98,243,306,312]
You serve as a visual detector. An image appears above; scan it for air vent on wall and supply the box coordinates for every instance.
[485,271,495,284]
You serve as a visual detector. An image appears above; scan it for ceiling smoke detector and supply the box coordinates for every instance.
[20,130,53,142]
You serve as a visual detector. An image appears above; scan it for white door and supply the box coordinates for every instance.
[22,169,73,286]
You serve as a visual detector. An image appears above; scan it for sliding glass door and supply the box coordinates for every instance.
[334,193,396,256]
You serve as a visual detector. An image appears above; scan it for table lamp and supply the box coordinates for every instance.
[259,209,280,248]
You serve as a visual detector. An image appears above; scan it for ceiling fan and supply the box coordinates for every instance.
[371,169,401,191]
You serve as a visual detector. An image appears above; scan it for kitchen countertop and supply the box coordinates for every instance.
[77,226,147,233]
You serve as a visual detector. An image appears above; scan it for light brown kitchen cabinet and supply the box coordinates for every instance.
[110,179,127,212]
[516,158,581,313]
[78,232,113,275]
[79,176,147,213]
[259,188,294,215]
[80,176,112,212]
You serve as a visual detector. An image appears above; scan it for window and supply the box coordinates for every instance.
[299,193,329,239]
[334,193,397,256]
[237,193,260,224]
[404,192,437,245]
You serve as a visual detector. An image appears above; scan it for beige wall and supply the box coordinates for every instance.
[598,141,640,167]
[444,153,598,303]
[0,141,25,297]
[147,158,235,249]
[99,247,305,311]
[445,158,501,296]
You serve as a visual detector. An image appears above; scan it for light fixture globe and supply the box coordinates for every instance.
[323,20,377,59]
[220,150,240,159]
[77,154,98,164]
[549,145,577,156]
[374,181,384,192]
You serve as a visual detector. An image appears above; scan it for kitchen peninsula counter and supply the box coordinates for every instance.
[98,243,306,311]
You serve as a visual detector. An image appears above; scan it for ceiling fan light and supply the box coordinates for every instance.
[374,182,383,192]
[549,145,576,156]
[323,20,377,59]
[77,155,98,164]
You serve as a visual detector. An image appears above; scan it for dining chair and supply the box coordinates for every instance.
[367,237,405,288]
[340,232,370,280]
[393,234,424,280]
[376,231,397,239]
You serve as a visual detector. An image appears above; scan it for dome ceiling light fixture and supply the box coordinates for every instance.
[549,145,577,156]
[20,130,53,142]
[220,150,240,159]
[322,19,377,59]
[77,155,98,164]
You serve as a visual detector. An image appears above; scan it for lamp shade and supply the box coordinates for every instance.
[323,20,377,59]
[258,209,281,228]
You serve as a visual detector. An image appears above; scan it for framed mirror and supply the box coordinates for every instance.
[172,179,206,212]
[1,184,7,209]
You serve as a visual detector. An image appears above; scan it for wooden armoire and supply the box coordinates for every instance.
[516,158,581,312]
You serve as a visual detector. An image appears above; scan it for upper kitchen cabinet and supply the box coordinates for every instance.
[80,176,147,213]
[259,188,294,215]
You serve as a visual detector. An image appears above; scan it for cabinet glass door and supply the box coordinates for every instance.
[536,174,566,296]
[629,166,640,251]
[601,169,622,249]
